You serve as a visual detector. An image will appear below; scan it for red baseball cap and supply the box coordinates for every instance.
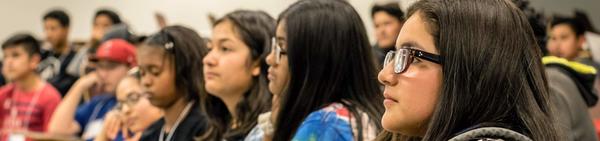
[95,39,137,66]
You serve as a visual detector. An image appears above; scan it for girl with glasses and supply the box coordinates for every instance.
[95,69,162,141]
[377,0,562,140]
[268,0,385,140]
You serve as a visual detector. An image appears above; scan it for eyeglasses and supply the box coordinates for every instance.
[384,48,442,74]
[114,92,146,111]
[271,38,287,64]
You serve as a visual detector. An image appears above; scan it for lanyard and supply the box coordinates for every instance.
[159,102,194,141]
[4,83,45,129]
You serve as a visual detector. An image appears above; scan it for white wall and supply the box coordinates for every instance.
[1,0,417,44]
[5,0,594,46]
[0,0,293,42]
[529,0,600,31]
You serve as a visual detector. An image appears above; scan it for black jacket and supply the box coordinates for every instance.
[140,103,208,141]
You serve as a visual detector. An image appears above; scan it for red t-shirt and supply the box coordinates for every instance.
[0,83,61,135]
[594,119,600,141]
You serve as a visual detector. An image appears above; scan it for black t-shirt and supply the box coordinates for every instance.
[140,103,208,141]
[40,48,79,96]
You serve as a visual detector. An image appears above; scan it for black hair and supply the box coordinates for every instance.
[2,33,41,56]
[550,15,586,37]
[272,0,384,140]
[378,0,561,140]
[511,0,549,55]
[574,10,598,34]
[94,9,122,24]
[199,10,274,140]
[371,2,405,22]
[141,25,207,102]
[43,9,70,27]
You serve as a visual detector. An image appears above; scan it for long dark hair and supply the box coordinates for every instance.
[141,25,208,102]
[199,10,274,140]
[378,0,561,140]
[272,0,384,140]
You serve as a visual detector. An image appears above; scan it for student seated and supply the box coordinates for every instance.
[48,39,136,141]
[371,2,405,68]
[200,10,274,140]
[543,56,599,141]
[91,9,123,47]
[136,25,209,141]
[70,9,124,82]
[267,0,385,140]
[40,9,80,96]
[547,15,593,63]
[376,0,561,140]
[0,34,62,139]
[95,70,162,141]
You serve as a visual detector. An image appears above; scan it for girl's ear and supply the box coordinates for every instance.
[251,58,262,76]
[252,64,260,76]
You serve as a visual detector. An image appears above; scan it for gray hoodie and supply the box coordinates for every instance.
[449,127,532,141]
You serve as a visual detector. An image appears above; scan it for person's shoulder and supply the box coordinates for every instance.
[89,93,116,102]
[148,119,164,131]
[0,84,15,100]
[139,119,164,141]
[293,103,354,140]
[308,102,351,122]
[0,83,15,94]
[184,105,210,134]
[176,113,207,140]
[63,47,78,61]
[449,127,532,141]
[79,94,116,109]
[42,83,62,98]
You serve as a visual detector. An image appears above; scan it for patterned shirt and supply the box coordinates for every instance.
[293,102,377,141]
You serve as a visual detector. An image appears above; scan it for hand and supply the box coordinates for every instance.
[75,72,100,90]
[103,110,122,140]
[155,13,167,29]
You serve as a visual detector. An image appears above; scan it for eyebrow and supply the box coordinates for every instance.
[276,36,286,42]
[397,41,425,50]
[217,38,232,43]
[140,65,161,71]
